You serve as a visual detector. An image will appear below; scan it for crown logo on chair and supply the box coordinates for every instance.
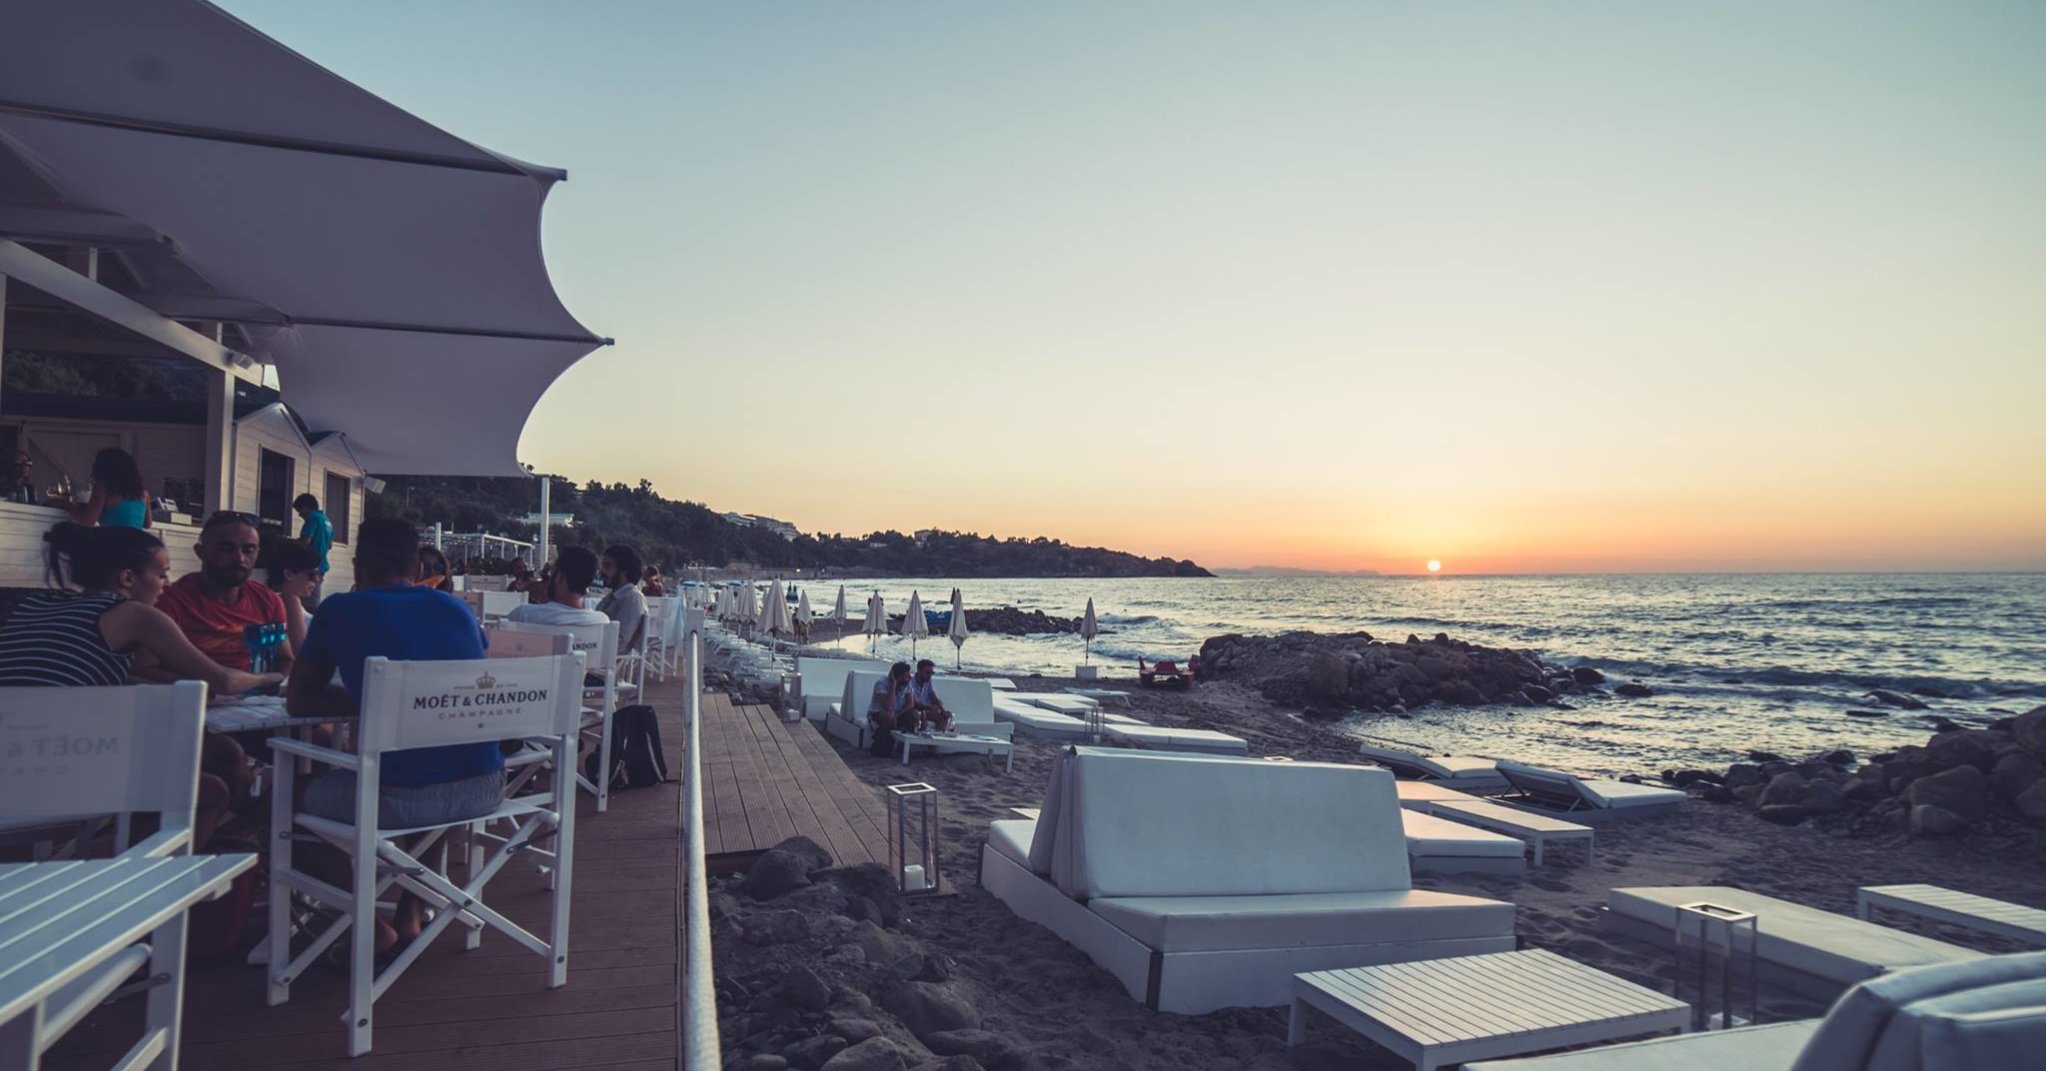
[475,672,497,690]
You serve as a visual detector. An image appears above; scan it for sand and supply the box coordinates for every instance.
[728,672,2046,1070]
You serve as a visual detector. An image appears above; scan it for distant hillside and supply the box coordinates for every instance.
[1211,566,1383,577]
[366,475,1210,578]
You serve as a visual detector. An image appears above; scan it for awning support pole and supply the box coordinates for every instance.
[201,366,233,514]
[537,476,551,568]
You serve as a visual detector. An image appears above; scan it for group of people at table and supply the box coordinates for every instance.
[0,500,655,953]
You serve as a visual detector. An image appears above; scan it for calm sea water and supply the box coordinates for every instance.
[808,574,2046,777]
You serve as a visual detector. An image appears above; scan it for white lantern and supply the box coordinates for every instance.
[885,782,940,896]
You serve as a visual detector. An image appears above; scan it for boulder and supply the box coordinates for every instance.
[923,1030,1010,1065]
[1747,751,1785,763]
[1757,772,1810,808]
[1667,769,1720,787]
[785,1035,850,1071]
[881,982,980,1040]
[1802,780,1848,814]
[1844,765,1890,801]
[1868,689,1929,710]
[1993,753,2045,804]
[2015,782,2046,825]
[782,967,834,1012]
[852,921,913,964]
[1522,684,1554,705]
[772,836,836,873]
[818,865,904,928]
[1901,764,1988,822]
[744,850,815,901]
[1816,749,1855,766]
[1909,805,1969,837]
[911,1059,987,1071]
[1614,682,1654,698]
[1572,666,1606,685]
[1732,784,1766,806]
[742,910,813,946]
[830,1019,885,1043]
[747,1056,793,1071]
[1758,804,1808,825]
[1723,764,1765,789]
[1305,650,1348,699]
[1926,730,2006,773]
[2012,708,2046,762]
[820,1038,907,1071]
[1694,783,1736,804]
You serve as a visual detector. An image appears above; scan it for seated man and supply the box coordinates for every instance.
[909,658,955,732]
[867,661,917,755]
[505,546,608,627]
[156,511,292,676]
[286,517,503,951]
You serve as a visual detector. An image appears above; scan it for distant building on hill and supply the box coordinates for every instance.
[722,512,800,540]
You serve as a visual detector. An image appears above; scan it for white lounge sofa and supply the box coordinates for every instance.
[793,656,882,721]
[826,670,1013,749]
[1013,693,1099,717]
[980,747,1517,1013]
[1403,810,1527,876]
[1604,886,1984,1001]
[1496,760,1685,822]
[1360,743,1509,793]
[1102,723,1249,755]
[1469,951,2046,1071]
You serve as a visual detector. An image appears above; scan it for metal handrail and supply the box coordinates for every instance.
[680,631,720,1069]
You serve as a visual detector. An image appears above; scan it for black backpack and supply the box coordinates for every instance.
[586,704,671,790]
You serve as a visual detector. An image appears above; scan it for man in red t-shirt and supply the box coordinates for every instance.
[157,512,292,674]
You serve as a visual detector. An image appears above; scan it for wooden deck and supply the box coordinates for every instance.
[698,692,890,872]
[44,675,891,1069]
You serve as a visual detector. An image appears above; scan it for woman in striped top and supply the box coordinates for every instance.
[0,523,282,693]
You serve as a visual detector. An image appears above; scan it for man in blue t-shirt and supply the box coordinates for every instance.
[293,493,334,609]
[286,516,501,949]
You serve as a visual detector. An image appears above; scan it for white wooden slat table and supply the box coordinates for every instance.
[1415,799,1596,866]
[1,854,256,1071]
[1858,883,2046,946]
[1288,949,1689,1071]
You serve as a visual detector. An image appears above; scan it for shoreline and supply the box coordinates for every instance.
[710,663,2046,1069]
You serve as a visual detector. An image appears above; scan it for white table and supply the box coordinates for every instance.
[203,695,326,734]
[1288,949,1690,1071]
[898,731,1013,772]
[1,854,256,1070]
[1858,884,2046,946]
[1416,799,1596,866]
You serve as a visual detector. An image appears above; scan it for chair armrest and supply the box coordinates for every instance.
[131,829,192,858]
[269,736,360,770]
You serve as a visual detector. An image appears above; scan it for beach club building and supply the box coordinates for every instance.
[0,0,605,600]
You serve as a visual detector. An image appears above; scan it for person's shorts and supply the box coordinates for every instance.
[303,768,504,829]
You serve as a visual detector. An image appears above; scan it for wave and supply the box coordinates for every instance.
[1097,613,1160,625]
[1575,657,2045,700]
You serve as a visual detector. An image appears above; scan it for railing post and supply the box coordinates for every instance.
[680,631,720,1069]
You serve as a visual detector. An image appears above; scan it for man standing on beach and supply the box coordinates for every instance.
[909,659,955,732]
[293,493,332,609]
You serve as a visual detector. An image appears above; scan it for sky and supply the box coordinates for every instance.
[222,1,2046,573]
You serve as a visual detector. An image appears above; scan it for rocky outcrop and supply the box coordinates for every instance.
[1195,630,1603,713]
[950,607,1083,635]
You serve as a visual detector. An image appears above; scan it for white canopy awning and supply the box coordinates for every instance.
[0,0,606,476]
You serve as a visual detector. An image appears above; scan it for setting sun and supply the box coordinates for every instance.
[1427,560,1442,573]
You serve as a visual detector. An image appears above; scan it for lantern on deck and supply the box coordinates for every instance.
[885,782,940,896]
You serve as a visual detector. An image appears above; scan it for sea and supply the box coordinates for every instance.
[804,573,2046,778]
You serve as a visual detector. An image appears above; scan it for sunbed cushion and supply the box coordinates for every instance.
[1579,779,1685,808]
[1088,888,1514,953]
[1789,952,2046,1071]
[993,699,1089,738]
[1402,811,1525,859]
[1609,887,1984,986]
[987,819,1035,869]
[1465,1020,1821,1071]
[1499,760,1683,809]
[1056,748,1410,899]
[1016,694,1097,716]
[1101,724,1249,754]
[1395,781,1484,807]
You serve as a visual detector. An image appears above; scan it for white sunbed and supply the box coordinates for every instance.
[1359,743,1510,793]
[1469,951,2046,1071]
[1014,693,1099,716]
[1102,723,1249,755]
[1402,810,1527,876]
[1858,884,2046,948]
[1495,760,1685,822]
[993,696,1093,740]
[1603,885,1986,1001]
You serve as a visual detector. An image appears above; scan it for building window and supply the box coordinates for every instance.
[257,448,294,525]
[325,472,351,544]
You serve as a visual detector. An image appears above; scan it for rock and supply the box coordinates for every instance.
[1522,684,1554,705]
[771,836,836,873]
[1909,805,1969,837]
[2014,782,2046,825]
[781,883,852,917]
[743,910,813,946]
[1926,716,1963,733]
[1723,764,1765,788]
[784,1035,850,1071]
[1817,749,1855,766]
[1572,666,1606,685]
[830,1019,884,1042]
[1902,764,1988,822]
[1926,730,2006,773]
[782,967,834,1011]
[748,1056,793,1071]
[923,1029,1010,1064]
[820,1038,907,1071]
[1868,689,1929,710]
[1758,804,1808,825]
[817,865,904,928]
[1992,753,2046,803]
[1305,650,1349,699]
[1732,783,1766,806]
[1747,750,1785,763]
[1668,769,1720,787]
[2011,709,2046,762]
[1801,780,1848,814]
[1695,783,1736,804]
[910,1059,987,1071]
[1614,682,1654,698]
[1844,765,1890,801]
[1845,709,1888,719]
[1757,772,1809,808]
[880,982,980,1040]
[744,850,815,901]
[852,921,912,964]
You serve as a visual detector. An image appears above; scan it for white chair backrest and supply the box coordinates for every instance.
[0,682,206,822]
[478,591,527,619]
[495,618,620,676]
[1497,760,1589,805]
[355,654,584,756]
[928,677,996,725]
[488,630,571,658]
[797,657,881,701]
[466,575,512,592]
[843,669,893,719]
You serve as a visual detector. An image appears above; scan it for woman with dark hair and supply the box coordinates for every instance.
[0,523,282,849]
[415,544,451,591]
[597,543,647,652]
[267,539,323,656]
[69,446,153,529]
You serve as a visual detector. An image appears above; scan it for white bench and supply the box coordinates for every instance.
[828,671,1013,748]
[794,656,883,721]
[1858,884,2046,947]
[1415,799,1596,866]
[1102,723,1249,755]
[992,697,1092,739]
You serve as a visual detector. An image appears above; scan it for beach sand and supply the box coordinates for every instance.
[723,673,2046,1070]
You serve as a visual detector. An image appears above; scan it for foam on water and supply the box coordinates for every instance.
[814,574,2046,776]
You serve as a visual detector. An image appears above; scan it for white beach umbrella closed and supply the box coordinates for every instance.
[764,580,792,639]
[1081,597,1099,664]
[947,588,970,669]
[832,585,849,626]
[796,590,814,634]
[864,591,888,652]
[901,590,930,661]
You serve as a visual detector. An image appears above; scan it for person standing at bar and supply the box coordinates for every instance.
[70,447,153,529]
[292,492,333,609]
